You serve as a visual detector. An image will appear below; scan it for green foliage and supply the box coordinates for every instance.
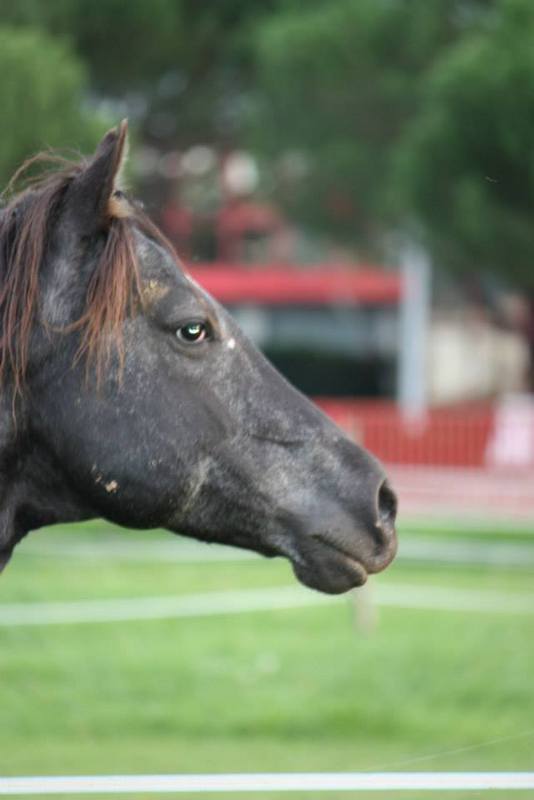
[252,0,475,250]
[0,1,278,144]
[3,0,185,91]
[396,0,534,283]
[0,25,103,187]
[0,0,183,90]
[0,0,273,89]
[253,0,534,285]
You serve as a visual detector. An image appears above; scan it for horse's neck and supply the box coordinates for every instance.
[0,401,26,567]
[0,401,90,570]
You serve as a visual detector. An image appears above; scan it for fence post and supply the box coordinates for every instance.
[398,241,431,422]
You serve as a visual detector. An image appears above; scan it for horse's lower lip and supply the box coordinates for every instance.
[289,538,369,594]
[340,554,368,582]
[320,544,369,586]
[313,535,369,577]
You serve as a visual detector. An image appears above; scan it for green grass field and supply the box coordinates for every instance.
[0,520,533,799]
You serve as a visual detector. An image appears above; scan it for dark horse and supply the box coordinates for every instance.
[0,122,397,594]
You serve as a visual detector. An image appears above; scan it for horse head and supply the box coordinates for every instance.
[0,122,397,593]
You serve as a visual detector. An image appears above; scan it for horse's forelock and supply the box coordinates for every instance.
[0,152,175,397]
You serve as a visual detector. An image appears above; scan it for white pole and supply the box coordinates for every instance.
[398,240,431,420]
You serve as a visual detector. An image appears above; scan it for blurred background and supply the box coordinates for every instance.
[0,1,533,797]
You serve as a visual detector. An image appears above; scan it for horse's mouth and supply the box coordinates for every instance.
[281,528,397,595]
[291,548,367,594]
[281,537,369,595]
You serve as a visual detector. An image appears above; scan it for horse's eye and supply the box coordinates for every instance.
[176,321,209,344]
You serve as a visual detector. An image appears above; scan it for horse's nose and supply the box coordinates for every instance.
[367,478,398,573]
[378,479,397,536]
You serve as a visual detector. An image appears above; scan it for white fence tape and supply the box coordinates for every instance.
[0,584,533,627]
[0,586,324,626]
[0,772,533,794]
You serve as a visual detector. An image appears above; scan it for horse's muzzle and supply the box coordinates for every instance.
[287,474,398,595]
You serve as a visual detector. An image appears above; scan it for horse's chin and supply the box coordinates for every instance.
[246,532,371,594]
[274,520,397,594]
[254,527,372,594]
[290,552,368,595]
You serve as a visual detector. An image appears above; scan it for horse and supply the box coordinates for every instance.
[0,121,397,594]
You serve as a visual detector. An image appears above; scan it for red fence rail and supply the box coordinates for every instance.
[315,399,524,469]
[314,399,534,521]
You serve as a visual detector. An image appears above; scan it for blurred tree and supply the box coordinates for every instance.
[0,0,278,146]
[252,0,487,250]
[396,0,534,285]
[0,25,103,187]
[252,0,534,288]
[0,0,183,90]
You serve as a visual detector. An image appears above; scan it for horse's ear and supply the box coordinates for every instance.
[67,120,129,231]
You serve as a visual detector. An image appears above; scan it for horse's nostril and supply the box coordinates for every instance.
[377,479,397,534]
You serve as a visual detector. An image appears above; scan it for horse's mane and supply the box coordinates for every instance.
[0,152,175,397]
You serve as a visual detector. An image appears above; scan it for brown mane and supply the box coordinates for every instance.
[0,152,177,398]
